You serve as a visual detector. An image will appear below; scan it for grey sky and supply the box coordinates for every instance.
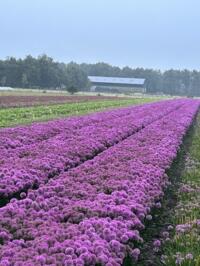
[0,0,200,70]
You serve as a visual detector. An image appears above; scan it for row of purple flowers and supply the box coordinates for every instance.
[0,99,199,266]
[0,100,183,201]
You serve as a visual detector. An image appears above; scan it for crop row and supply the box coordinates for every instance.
[0,95,129,108]
[0,100,184,203]
[0,100,199,266]
[0,100,169,151]
[0,98,155,128]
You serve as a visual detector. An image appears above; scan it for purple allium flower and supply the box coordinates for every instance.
[35,255,46,264]
[0,259,10,266]
[121,234,129,243]
[153,239,161,248]
[162,231,169,238]
[155,202,162,208]
[185,253,193,260]
[167,225,173,230]
[131,248,141,261]
[65,247,74,255]
[146,214,152,221]
[175,256,184,265]
[176,223,192,234]
[98,255,109,264]
[196,220,200,227]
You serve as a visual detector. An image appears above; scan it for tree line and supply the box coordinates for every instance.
[0,55,88,93]
[0,55,200,96]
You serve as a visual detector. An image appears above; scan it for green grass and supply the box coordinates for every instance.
[0,98,157,128]
[162,114,200,266]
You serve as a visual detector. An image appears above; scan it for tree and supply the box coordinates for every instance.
[67,85,78,94]
[21,73,28,88]
[1,54,200,96]
[65,62,88,92]
[0,76,6,86]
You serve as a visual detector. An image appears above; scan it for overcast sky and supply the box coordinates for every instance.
[0,0,200,70]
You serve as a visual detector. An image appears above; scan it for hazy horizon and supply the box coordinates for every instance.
[1,0,200,70]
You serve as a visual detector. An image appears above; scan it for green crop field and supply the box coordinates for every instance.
[0,97,158,128]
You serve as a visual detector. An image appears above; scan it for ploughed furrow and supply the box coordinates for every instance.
[0,99,199,266]
[0,100,185,205]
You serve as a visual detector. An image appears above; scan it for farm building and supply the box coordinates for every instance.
[88,76,146,93]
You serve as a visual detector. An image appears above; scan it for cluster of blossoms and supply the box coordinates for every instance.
[176,219,200,235]
[175,252,194,265]
[161,252,194,265]
[0,100,184,201]
[178,183,195,193]
[0,99,199,265]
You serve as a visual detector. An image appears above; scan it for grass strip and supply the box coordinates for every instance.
[161,114,200,266]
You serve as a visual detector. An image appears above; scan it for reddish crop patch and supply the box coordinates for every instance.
[0,95,126,108]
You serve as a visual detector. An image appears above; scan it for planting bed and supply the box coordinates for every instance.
[0,98,154,128]
[0,100,180,202]
[0,99,199,266]
[0,95,129,108]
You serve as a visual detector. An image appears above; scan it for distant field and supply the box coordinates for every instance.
[0,88,142,96]
[0,97,159,127]
[0,95,131,108]
[0,87,171,98]
[0,88,71,96]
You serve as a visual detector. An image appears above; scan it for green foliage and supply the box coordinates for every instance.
[162,114,200,266]
[67,86,78,94]
[1,55,200,95]
[0,97,156,128]
[0,55,88,90]
[66,62,88,91]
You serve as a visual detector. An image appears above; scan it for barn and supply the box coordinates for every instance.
[88,76,146,94]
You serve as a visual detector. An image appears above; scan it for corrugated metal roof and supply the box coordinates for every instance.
[88,76,145,85]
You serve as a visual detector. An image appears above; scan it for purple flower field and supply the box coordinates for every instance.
[0,100,183,201]
[0,99,199,266]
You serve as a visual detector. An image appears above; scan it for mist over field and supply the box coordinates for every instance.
[1,0,200,70]
[1,0,200,96]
